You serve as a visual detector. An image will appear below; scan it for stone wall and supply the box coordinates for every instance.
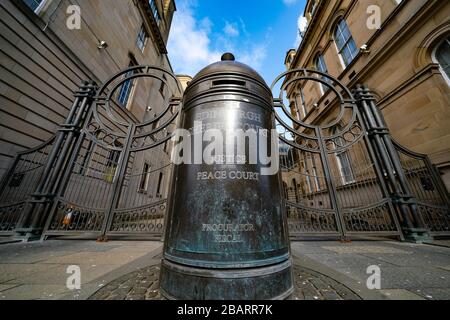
[287,0,450,191]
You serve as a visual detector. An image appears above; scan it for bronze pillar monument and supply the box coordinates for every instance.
[160,53,293,300]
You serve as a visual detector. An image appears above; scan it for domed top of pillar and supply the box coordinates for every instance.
[191,53,267,86]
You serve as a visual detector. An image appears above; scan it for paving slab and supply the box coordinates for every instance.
[0,240,163,300]
[0,284,70,300]
[0,263,60,283]
[4,263,120,285]
[0,284,20,292]
[413,288,450,300]
[291,240,450,300]
[379,289,424,300]
[0,239,449,300]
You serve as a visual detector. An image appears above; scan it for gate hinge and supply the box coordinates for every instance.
[391,194,415,205]
[273,98,283,108]
[29,192,57,203]
[367,127,389,136]
[74,81,98,98]
[57,124,80,133]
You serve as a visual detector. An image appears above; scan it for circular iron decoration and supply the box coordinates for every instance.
[84,65,183,151]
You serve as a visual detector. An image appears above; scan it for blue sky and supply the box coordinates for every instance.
[167,0,307,88]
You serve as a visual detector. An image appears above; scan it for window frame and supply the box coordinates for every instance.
[104,149,121,183]
[23,0,47,13]
[136,24,149,53]
[312,167,321,192]
[333,19,359,69]
[432,37,450,87]
[315,53,330,94]
[159,74,167,98]
[149,0,162,26]
[294,86,307,120]
[138,162,151,193]
[156,172,164,198]
[332,126,356,185]
[292,178,300,202]
[305,169,313,194]
[335,150,356,185]
[117,61,138,109]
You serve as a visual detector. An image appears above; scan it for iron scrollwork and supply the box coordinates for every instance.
[286,202,339,234]
[272,68,403,239]
[0,202,25,232]
[109,201,166,233]
[48,201,105,232]
[343,201,396,232]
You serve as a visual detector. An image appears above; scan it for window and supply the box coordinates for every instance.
[292,178,299,202]
[309,0,318,16]
[136,24,148,52]
[336,151,355,184]
[433,37,450,85]
[159,74,167,98]
[139,163,151,192]
[315,54,330,93]
[149,0,161,25]
[78,140,95,175]
[163,141,169,153]
[117,61,137,107]
[23,0,45,12]
[156,172,164,197]
[334,19,359,68]
[295,89,307,119]
[283,182,288,199]
[333,126,355,185]
[104,150,121,183]
[312,167,320,192]
[305,170,313,193]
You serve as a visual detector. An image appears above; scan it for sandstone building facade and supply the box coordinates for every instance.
[0,0,178,182]
[0,0,182,237]
[285,0,450,192]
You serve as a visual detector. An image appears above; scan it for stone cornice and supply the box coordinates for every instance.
[346,0,446,88]
[136,0,168,54]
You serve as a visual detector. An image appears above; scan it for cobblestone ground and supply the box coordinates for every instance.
[88,264,361,300]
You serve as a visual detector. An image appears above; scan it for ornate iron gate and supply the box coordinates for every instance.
[0,66,182,240]
[0,65,448,242]
[394,142,450,235]
[271,69,449,240]
[272,69,403,240]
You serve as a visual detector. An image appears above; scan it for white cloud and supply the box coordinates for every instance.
[283,0,298,6]
[294,16,308,47]
[167,1,270,77]
[167,3,221,76]
[223,21,239,37]
[200,17,213,33]
[240,44,268,71]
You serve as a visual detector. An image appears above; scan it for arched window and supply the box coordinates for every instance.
[433,36,450,85]
[315,54,330,93]
[334,19,359,68]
